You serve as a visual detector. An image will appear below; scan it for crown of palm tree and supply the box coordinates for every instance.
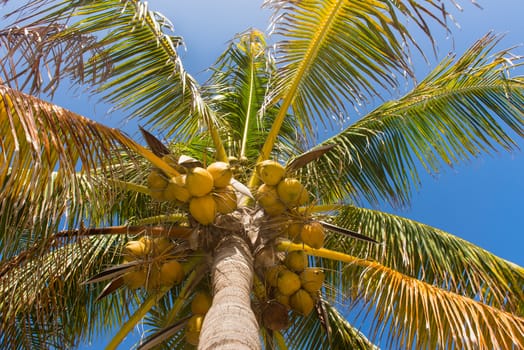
[1,1,523,349]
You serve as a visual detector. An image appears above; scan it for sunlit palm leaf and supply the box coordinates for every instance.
[258,0,457,161]
[205,29,302,166]
[336,257,524,349]
[304,34,523,207]
[3,0,226,159]
[325,205,524,315]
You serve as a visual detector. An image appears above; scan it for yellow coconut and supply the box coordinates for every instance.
[287,221,304,242]
[290,289,315,316]
[207,161,233,188]
[138,236,154,253]
[277,178,306,207]
[124,240,148,260]
[144,264,162,291]
[213,186,237,214]
[191,291,213,315]
[158,260,185,286]
[265,264,287,287]
[163,175,191,203]
[256,184,280,208]
[189,194,216,225]
[300,222,325,249]
[186,167,214,197]
[147,170,168,190]
[263,201,287,216]
[123,269,147,289]
[152,237,174,256]
[277,269,301,296]
[300,268,325,293]
[273,291,291,308]
[284,250,308,273]
[256,160,286,186]
[185,314,204,346]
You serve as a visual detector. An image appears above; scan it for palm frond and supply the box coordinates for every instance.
[4,0,227,159]
[205,29,302,166]
[305,33,523,207]
[0,235,135,350]
[257,0,458,161]
[327,205,524,315]
[282,299,377,349]
[338,257,524,350]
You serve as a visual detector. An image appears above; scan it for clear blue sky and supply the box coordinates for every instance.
[3,0,521,348]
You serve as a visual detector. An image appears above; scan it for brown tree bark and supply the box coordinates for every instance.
[198,234,261,350]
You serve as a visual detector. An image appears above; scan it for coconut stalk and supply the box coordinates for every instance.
[198,234,260,350]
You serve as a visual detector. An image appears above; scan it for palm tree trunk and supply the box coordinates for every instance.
[198,234,261,350]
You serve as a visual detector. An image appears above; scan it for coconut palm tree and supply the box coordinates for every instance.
[1,1,523,349]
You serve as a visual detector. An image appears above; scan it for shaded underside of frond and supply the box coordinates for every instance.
[304,34,523,207]
[326,205,524,315]
[0,235,135,350]
[316,250,524,350]
[282,299,378,350]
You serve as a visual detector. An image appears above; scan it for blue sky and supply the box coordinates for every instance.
[2,0,521,348]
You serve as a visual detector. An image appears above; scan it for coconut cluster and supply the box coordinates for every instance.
[122,236,184,291]
[263,250,325,329]
[255,160,309,216]
[185,291,213,346]
[146,160,237,225]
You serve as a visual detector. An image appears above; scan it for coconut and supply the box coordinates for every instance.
[300,268,325,293]
[277,178,306,207]
[185,314,204,346]
[213,186,237,214]
[262,301,290,331]
[300,222,325,249]
[158,260,184,286]
[163,175,191,203]
[265,264,287,287]
[186,167,214,197]
[287,221,304,242]
[256,184,280,208]
[123,269,147,289]
[124,240,148,260]
[273,291,291,308]
[277,270,301,296]
[256,160,286,186]
[290,289,315,316]
[207,161,233,188]
[147,170,168,190]
[284,250,308,273]
[263,201,287,216]
[152,237,174,256]
[189,195,216,225]
[191,291,213,315]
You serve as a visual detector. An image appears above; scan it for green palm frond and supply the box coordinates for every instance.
[305,33,523,207]
[4,0,226,159]
[205,29,302,164]
[257,0,457,161]
[0,235,133,350]
[281,299,377,349]
[325,205,524,315]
